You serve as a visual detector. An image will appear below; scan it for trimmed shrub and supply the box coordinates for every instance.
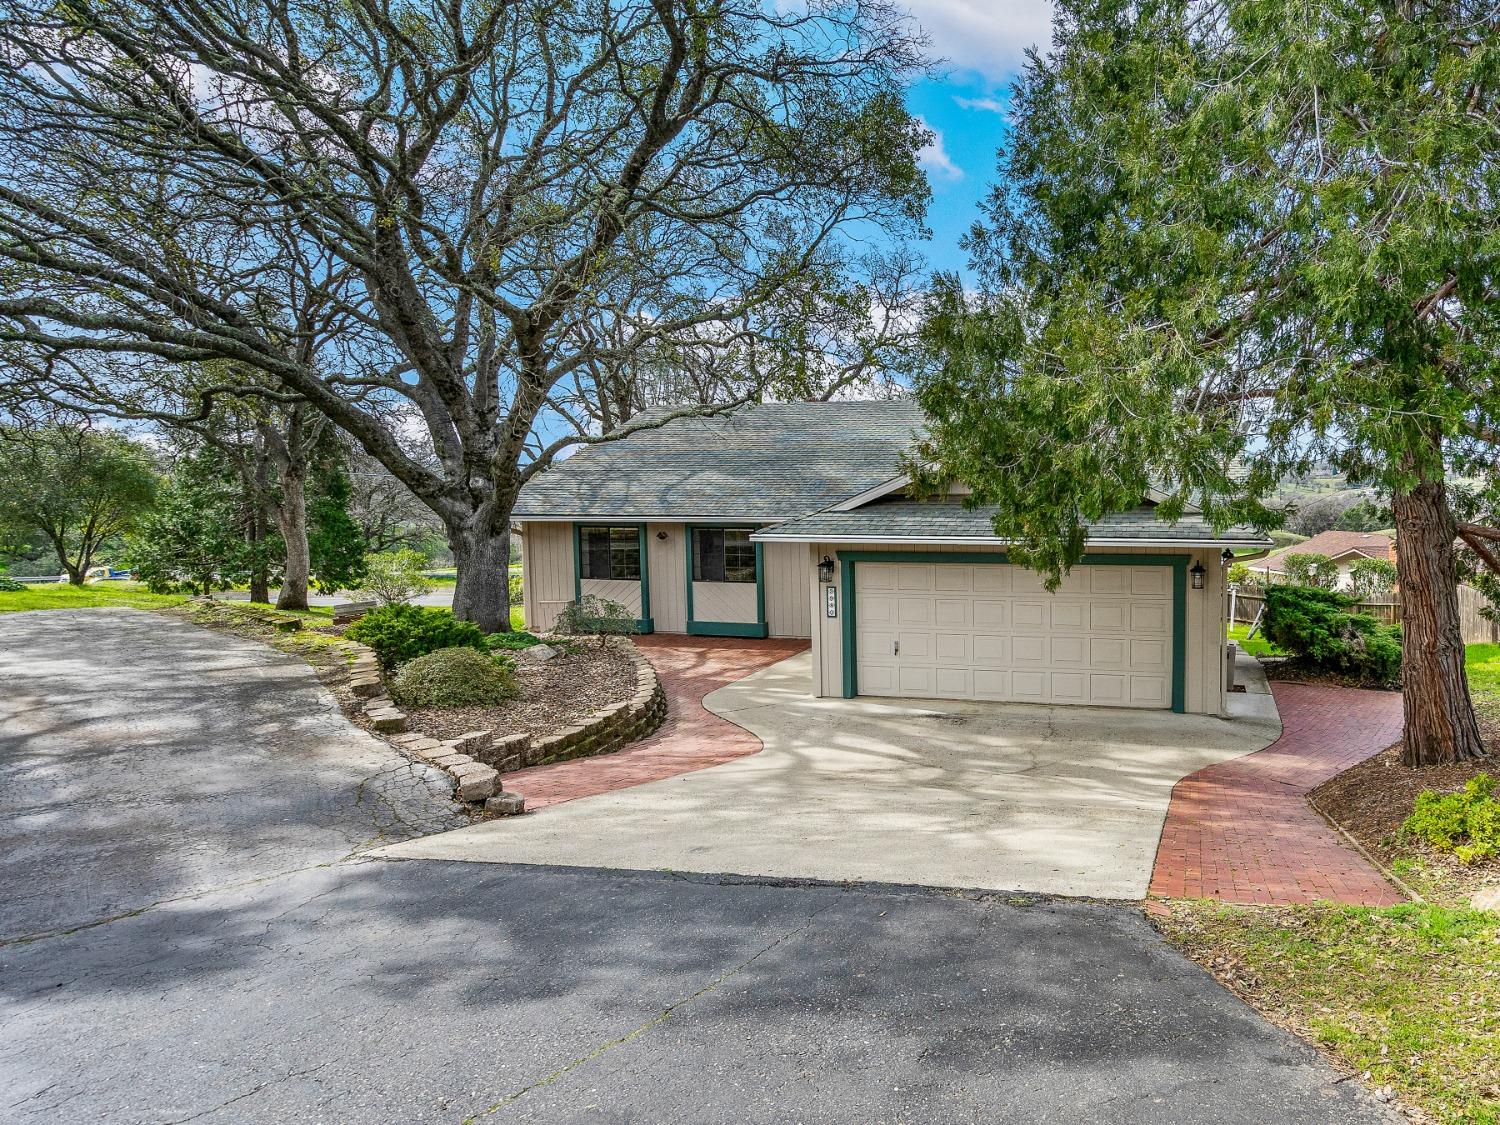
[554,594,636,640]
[1347,556,1398,599]
[0,574,24,592]
[346,602,488,669]
[390,646,518,709]
[1261,583,1401,683]
[1403,774,1500,864]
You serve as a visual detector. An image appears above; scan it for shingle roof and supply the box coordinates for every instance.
[753,497,1272,547]
[1260,529,1393,570]
[514,400,924,521]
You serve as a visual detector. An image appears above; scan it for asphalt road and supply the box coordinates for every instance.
[0,610,1398,1124]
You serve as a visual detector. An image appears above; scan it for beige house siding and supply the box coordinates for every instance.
[519,521,574,633]
[763,542,812,638]
[580,578,642,617]
[808,542,1226,716]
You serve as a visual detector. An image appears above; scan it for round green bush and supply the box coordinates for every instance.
[346,602,488,670]
[390,646,518,710]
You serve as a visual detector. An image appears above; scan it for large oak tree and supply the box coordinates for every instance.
[0,0,930,629]
[915,0,1500,765]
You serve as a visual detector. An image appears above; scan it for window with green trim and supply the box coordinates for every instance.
[692,528,756,583]
[580,526,641,580]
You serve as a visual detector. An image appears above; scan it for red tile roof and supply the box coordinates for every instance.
[1261,529,1393,571]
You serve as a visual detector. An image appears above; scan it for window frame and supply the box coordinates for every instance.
[691,527,757,585]
[578,525,643,582]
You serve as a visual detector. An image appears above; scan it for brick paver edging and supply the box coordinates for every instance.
[501,636,810,811]
[1149,681,1406,906]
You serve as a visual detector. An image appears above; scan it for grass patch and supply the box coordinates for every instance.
[1157,901,1500,1124]
[1227,620,1284,658]
[0,581,190,613]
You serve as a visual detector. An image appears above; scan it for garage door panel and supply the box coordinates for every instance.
[897,566,933,591]
[933,598,970,626]
[935,633,970,662]
[1013,601,1046,628]
[1130,603,1168,632]
[934,668,971,697]
[973,634,1010,665]
[897,597,933,625]
[1130,676,1169,705]
[1131,569,1169,595]
[855,562,1173,710]
[973,567,1012,593]
[1090,568,1128,594]
[973,600,1009,628]
[897,664,934,694]
[1050,602,1086,630]
[897,631,933,659]
[934,568,971,592]
[1051,636,1086,665]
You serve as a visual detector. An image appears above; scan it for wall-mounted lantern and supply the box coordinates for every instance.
[656,530,669,541]
[1221,549,1234,565]
[817,555,837,584]
[1190,560,1207,590]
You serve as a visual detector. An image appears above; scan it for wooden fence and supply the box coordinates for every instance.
[1230,585,1500,645]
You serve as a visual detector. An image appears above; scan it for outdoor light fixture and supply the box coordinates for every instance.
[1190,560,1207,589]
[1221,549,1234,565]
[656,530,669,540]
[817,555,836,584]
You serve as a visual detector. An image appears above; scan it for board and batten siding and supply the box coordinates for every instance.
[519,521,574,633]
[647,524,687,633]
[763,541,812,639]
[810,542,1226,715]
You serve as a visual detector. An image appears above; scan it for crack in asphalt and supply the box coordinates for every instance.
[159,1063,331,1124]
[458,896,841,1123]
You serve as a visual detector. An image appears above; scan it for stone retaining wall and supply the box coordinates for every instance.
[349,638,666,815]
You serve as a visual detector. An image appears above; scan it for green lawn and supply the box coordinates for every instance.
[1227,620,1283,657]
[0,581,190,613]
[1159,902,1500,1125]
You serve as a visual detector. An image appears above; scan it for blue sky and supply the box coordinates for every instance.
[893,2,1053,278]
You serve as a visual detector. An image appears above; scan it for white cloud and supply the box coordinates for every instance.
[915,117,963,180]
[953,95,1007,114]
[903,0,1054,80]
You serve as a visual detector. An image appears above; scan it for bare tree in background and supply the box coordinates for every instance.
[0,0,931,629]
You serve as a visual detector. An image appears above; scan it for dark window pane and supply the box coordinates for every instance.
[693,529,725,582]
[581,527,639,580]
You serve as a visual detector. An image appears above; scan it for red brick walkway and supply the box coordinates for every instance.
[504,635,809,811]
[1150,682,1406,905]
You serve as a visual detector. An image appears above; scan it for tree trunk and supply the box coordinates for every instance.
[1393,473,1486,766]
[450,522,510,633]
[275,465,310,611]
[249,449,271,603]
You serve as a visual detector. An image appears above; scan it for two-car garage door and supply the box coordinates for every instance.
[855,561,1174,709]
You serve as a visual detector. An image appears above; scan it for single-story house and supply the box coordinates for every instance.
[513,400,1270,716]
[1251,529,1395,590]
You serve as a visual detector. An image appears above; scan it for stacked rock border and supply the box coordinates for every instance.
[346,638,666,817]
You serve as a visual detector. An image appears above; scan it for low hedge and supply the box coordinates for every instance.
[346,603,488,670]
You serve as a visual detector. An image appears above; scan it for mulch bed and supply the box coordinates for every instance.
[404,641,636,743]
[1312,735,1500,904]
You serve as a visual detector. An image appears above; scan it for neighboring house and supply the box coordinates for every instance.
[513,401,1269,716]
[1252,529,1395,590]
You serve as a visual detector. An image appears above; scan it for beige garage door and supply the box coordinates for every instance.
[854,561,1173,708]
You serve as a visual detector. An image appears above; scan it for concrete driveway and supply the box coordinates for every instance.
[382,652,1280,898]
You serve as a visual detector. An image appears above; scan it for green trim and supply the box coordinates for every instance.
[836,550,1190,713]
[687,620,769,638]
[684,523,766,635]
[571,522,654,635]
